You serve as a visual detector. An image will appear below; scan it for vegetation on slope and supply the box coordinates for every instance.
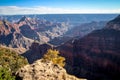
[43,49,65,67]
[0,47,28,79]
[0,67,15,80]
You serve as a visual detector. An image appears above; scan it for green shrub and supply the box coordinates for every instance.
[42,49,65,67]
[0,67,15,80]
[0,47,28,79]
[0,47,28,73]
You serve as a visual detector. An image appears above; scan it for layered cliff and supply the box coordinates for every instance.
[17,16,69,42]
[0,20,33,53]
[0,16,70,53]
[56,15,120,80]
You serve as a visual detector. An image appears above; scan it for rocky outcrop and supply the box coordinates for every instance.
[16,59,86,80]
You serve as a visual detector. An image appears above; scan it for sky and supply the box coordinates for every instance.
[0,0,120,15]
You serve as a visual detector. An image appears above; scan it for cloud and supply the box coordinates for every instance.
[0,6,120,15]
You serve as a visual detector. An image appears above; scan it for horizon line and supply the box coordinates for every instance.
[0,13,119,16]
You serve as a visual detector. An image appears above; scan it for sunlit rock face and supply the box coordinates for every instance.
[0,20,33,53]
[16,59,86,80]
[17,16,70,42]
[0,16,70,53]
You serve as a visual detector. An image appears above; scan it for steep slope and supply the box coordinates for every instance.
[19,25,40,40]
[17,16,36,25]
[57,15,120,80]
[0,20,18,35]
[17,16,40,41]
[0,46,28,80]
[71,29,120,80]
[0,46,28,72]
[105,15,120,30]
[16,59,86,80]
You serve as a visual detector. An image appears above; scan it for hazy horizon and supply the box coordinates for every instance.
[0,0,120,15]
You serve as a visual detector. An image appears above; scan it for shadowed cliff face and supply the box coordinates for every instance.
[71,29,120,80]
[22,42,52,64]
[19,25,40,40]
[57,15,120,80]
